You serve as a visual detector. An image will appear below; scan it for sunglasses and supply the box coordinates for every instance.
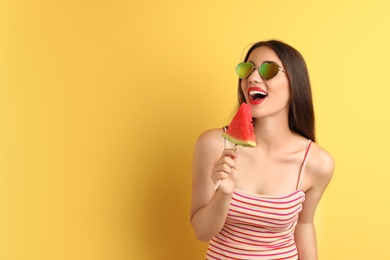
[236,61,285,80]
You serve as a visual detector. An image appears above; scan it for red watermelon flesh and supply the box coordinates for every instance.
[222,103,256,147]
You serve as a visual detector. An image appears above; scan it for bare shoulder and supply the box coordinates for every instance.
[193,128,226,171]
[306,142,335,186]
[194,128,225,153]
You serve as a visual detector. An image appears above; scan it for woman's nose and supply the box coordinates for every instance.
[247,68,263,84]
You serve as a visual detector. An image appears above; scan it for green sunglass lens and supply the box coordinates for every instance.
[236,62,254,79]
[260,63,279,80]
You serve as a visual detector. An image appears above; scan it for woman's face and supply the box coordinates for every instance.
[240,46,290,119]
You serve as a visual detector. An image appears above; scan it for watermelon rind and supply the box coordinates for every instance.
[222,132,256,147]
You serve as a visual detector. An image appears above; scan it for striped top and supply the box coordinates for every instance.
[206,140,312,260]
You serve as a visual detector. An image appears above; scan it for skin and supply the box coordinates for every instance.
[190,46,334,259]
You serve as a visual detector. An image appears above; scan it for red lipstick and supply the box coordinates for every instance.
[247,87,267,105]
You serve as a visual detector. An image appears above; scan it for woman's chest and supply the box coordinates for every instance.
[235,152,303,195]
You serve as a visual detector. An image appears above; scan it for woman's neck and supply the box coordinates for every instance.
[252,116,297,149]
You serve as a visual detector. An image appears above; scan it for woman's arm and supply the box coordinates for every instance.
[295,144,335,259]
[190,129,240,242]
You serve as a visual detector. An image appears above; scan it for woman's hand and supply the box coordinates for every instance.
[211,148,240,195]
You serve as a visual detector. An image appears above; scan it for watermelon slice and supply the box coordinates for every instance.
[222,102,256,147]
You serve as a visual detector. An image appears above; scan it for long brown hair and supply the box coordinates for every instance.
[238,40,316,142]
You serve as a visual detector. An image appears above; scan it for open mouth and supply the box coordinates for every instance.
[248,87,267,103]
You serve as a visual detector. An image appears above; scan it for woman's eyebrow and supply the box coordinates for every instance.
[263,60,283,67]
[263,60,276,64]
[248,60,282,66]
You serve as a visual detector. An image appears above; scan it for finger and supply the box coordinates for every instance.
[213,159,235,171]
[211,170,229,182]
[219,163,233,174]
[214,155,237,168]
[220,157,237,170]
[217,171,229,179]
[223,148,240,159]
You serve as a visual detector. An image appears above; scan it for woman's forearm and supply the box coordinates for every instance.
[191,190,232,242]
[295,222,318,260]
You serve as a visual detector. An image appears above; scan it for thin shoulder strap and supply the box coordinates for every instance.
[297,140,312,190]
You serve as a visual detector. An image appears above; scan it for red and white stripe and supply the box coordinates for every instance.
[205,189,305,260]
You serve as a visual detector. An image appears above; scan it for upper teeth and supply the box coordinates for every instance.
[249,90,267,96]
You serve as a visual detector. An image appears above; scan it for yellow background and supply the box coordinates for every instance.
[1,0,389,259]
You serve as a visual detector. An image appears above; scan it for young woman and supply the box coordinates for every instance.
[190,40,334,259]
